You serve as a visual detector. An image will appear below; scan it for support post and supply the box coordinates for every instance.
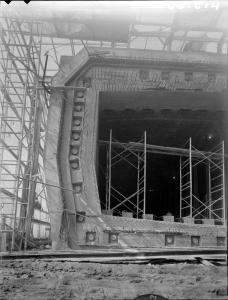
[143,131,147,218]
[179,157,182,220]
[105,147,109,211]
[222,140,226,226]
[24,98,42,249]
[108,129,112,213]
[11,50,30,251]
[136,153,140,219]
[189,137,192,218]
[208,161,212,219]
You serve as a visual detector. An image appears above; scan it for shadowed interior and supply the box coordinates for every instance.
[98,91,226,219]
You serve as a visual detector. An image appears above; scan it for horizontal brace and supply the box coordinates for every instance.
[181,181,190,189]
[211,183,223,191]
[211,188,223,194]
[211,174,223,181]
[182,171,190,179]
[181,205,190,210]
[181,185,190,192]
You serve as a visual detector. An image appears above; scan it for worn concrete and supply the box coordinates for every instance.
[44,89,67,250]
[44,48,227,249]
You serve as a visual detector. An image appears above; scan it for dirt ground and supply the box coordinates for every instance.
[0,259,227,300]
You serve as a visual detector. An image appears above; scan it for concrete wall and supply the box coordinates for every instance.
[75,215,226,248]
[44,48,227,249]
[44,89,67,250]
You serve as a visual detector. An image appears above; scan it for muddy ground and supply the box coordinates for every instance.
[0,259,227,300]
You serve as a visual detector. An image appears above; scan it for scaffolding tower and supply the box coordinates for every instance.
[0,17,51,250]
[105,130,147,218]
[0,14,129,250]
[180,138,226,225]
[101,137,226,224]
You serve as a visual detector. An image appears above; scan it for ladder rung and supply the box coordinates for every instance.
[211,183,223,191]
[181,185,190,192]
[182,171,190,178]
[181,182,190,189]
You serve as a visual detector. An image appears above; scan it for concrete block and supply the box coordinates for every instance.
[71,169,83,184]
[191,235,201,246]
[144,214,154,220]
[217,237,226,246]
[165,234,175,246]
[175,235,191,248]
[76,211,86,223]
[122,211,133,218]
[201,236,217,247]
[102,210,113,216]
[73,183,82,193]
[86,231,96,243]
[182,216,194,224]
[109,232,119,244]
[201,219,215,225]
[163,215,174,222]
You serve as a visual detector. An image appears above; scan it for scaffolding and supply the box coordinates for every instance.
[180,138,226,225]
[0,7,227,251]
[100,137,226,224]
[0,17,51,250]
[0,14,130,250]
[105,130,147,218]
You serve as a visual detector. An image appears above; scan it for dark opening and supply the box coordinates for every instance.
[97,91,226,219]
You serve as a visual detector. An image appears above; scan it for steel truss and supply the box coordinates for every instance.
[105,130,147,218]
[180,138,226,225]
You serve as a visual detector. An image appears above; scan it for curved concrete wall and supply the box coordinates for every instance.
[44,89,67,249]
[44,48,227,249]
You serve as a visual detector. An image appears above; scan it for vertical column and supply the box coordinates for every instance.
[108,129,112,213]
[24,98,42,249]
[105,148,109,211]
[226,41,228,226]
[208,162,212,219]
[136,153,140,219]
[44,87,65,250]
[143,131,147,218]
[222,141,226,226]
[11,45,30,251]
[189,137,192,218]
[179,157,182,220]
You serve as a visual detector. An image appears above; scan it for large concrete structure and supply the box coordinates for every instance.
[44,48,227,250]
[1,3,227,252]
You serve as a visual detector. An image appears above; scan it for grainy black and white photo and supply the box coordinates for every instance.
[0,1,227,299]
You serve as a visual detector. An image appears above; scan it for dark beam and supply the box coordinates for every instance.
[99,140,225,159]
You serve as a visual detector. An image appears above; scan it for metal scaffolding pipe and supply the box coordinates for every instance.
[99,140,225,159]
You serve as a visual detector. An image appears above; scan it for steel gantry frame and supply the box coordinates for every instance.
[105,130,147,218]
[180,138,226,225]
